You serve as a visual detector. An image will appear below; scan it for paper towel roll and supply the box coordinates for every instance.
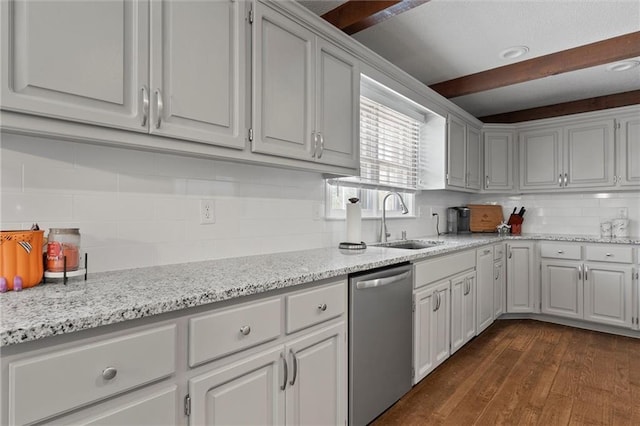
[346,203,362,243]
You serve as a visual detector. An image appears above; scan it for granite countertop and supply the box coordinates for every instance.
[1,233,638,347]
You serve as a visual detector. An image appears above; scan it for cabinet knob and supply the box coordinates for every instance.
[557,250,564,254]
[239,325,251,336]
[102,367,117,381]
[605,253,612,257]
[318,303,327,312]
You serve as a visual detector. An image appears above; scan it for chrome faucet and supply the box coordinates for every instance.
[379,192,409,242]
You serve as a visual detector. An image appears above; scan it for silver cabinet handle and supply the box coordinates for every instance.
[508,247,512,259]
[564,173,568,187]
[240,325,251,336]
[317,133,324,159]
[578,265,582,281]
[584,265,589,280]
[280,353,288,391]
[557,250,564,254]
[289,349,298,386]
[605,253,612,257]
[154,88,163,129]
[613,175,618,184]
[433,292,438,312]
[140,86,149,127]
[559,174,563,187]
[484,249,491,255]
[318,303,327,312]
[495,266,500,280]
[486,175,490,188]
[311,132,318,158]
[356,271,410,290]
[102,367,117,381]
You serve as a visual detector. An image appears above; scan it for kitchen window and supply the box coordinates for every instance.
[326,75,429,219]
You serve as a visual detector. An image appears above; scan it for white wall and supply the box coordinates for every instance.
[471,192,640,237]
[2,134,637,273]
[1,134,467,272]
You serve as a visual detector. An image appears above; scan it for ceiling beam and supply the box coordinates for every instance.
[431,31,640,99]
[321,0,429,35]
[479,90,640,123]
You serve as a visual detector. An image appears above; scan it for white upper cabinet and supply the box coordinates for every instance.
[483,130,514,191]
[149,0,245,148]
[519,119,615,191]
[616,115,640,187]
[519,127,563,190]
[1,0,149,131]
[1,0,246,148]
[466,126,482,190]
[564,119,615,188]
[447,114,481,191]
[252,2,359,169]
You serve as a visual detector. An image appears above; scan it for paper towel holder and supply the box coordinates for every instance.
[340,198,366,250]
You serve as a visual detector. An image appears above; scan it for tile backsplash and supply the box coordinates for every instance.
[1,133,637,272]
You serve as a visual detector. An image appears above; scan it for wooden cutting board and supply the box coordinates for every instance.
[468,204,504,233]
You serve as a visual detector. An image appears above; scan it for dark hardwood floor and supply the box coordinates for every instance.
[372,319,640,425]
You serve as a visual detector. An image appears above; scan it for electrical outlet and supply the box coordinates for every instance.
[617,207,628,219]
[200,199,215,224]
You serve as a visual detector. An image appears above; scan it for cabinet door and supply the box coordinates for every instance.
[617,115,640,187]
[564,119,615,188]
[484,131,514,191]
[506,242,537,313]
[476,247,494,333]
[450,275,465,353]
[493,260,505,317]
[1,0,149,131]
[583,263,632,328]
[285,322,346,426]
[314,38,359,169]
[447,115,467,188]
[466,126,481,190]
[519,128,562,190]
[252,4,315,160]
[149,0,245,148]
[463,273,477,344]
[188,346,284,425]
[413,281,451,381]
[541,260,582,319]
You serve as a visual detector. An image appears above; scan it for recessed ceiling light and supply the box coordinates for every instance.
[606,60,640,72]
[499,46,529,60]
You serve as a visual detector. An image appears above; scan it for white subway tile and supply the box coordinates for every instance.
[73,194,119,221]
[119,173,187,195]
[1,161,23,192]
[1,193,73,222]
[116,194,155,221]
[24,165,118,193]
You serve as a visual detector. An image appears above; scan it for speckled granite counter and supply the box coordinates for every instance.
[1,234,638,347]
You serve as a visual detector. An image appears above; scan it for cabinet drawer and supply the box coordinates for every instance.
[9,325,176,426]
[286,281,345,334]
[540,243,581,260]
[189,298,281,367]
[493,244,505,260]
[414,250,475,289]
[585,245,633,264]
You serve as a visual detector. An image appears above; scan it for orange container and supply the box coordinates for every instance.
[0,230,45,290]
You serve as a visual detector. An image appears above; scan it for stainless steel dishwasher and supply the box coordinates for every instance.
[349,263,413,425]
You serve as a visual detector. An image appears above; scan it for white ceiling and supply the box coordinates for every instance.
[299,0,640,118]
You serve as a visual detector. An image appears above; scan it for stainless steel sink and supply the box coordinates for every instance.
[377,240,444,250]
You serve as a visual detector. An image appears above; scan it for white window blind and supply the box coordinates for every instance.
[359,95,420,190]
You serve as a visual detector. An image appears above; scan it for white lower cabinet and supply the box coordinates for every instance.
[506,242,538,313]
[540,243,635,329]
[189,322,345,426]
[476,247,495,333]
[583,263,632,328]
[450,271,476,354]
[414,280,451,383]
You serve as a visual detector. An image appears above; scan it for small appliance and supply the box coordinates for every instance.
[447,207,471,234]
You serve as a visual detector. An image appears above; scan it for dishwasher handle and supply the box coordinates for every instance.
[355,271,411,290]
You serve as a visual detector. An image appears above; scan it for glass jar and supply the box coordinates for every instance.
[47,228,81,272]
